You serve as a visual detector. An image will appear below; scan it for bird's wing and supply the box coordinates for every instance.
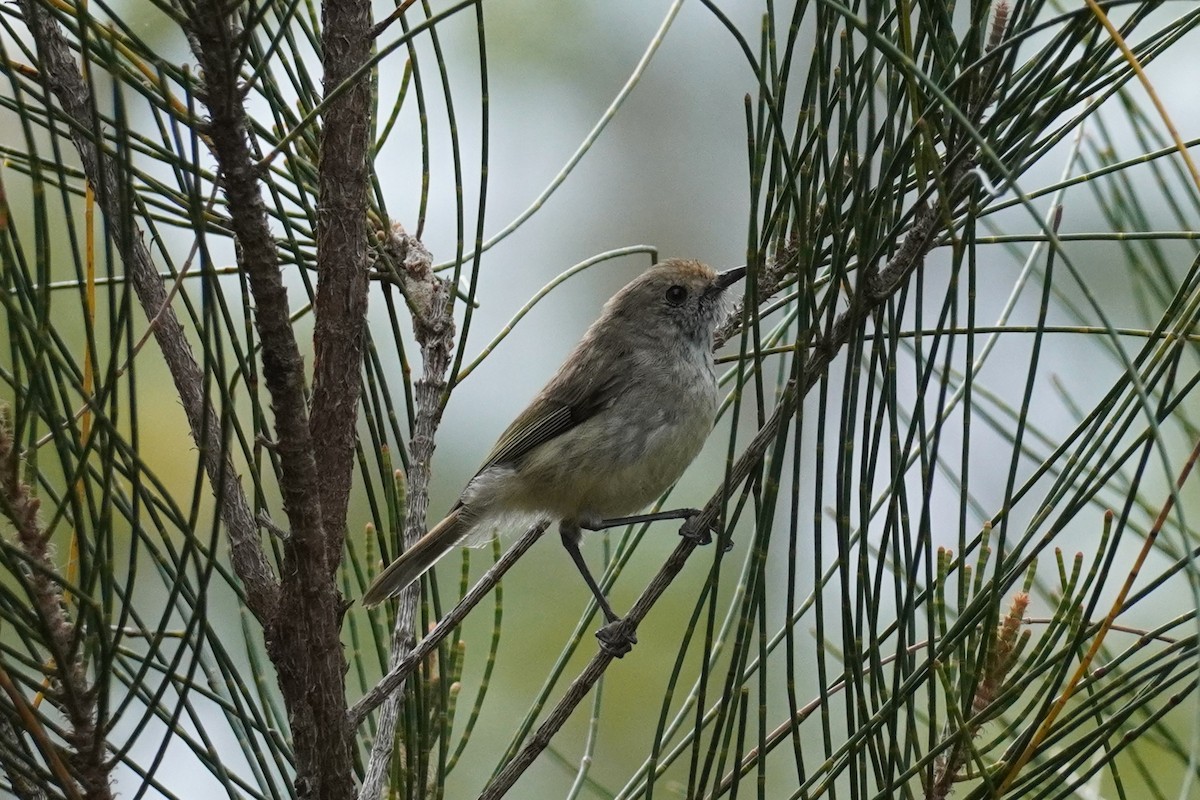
[477,359,624,471]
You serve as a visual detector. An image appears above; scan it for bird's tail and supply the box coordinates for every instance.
[362,507,470,606]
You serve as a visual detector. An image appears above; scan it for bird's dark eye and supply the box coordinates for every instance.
[665,285,688,305]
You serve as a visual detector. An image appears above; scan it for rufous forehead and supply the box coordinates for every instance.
[647,259,716,282]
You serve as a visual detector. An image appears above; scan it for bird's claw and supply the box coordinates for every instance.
[679,513,722,546]
[596,619,638,658]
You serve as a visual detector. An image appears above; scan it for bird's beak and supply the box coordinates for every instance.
[713,265,748,291]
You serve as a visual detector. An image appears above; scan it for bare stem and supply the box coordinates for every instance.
[310,0,375,570]
[357,227,455,797]
[183,0,368,793]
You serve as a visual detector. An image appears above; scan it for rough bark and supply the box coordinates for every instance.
[184,3,357,796]
[310,0,374,569]
[357,229,455,798]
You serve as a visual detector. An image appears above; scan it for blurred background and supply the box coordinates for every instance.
[4,0,1200,797]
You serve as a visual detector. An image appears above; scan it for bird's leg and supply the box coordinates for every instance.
[584,508,701,530]
[584,508,720,547]
[559,521,637,658]
[560,523,620,624]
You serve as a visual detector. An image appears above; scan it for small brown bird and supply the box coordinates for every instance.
[363,259,745,654]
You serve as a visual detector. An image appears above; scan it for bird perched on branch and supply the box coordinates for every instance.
[363,258,746,656]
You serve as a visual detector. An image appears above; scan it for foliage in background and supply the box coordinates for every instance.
[0,0,1199,798]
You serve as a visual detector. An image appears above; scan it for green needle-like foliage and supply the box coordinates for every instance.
[2,1,1200,798]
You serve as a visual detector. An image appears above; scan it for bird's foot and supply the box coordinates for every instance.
[596,619,638,658]
[679,513,729,549]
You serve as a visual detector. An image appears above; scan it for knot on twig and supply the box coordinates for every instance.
[0,407,44,542]
[373,222,454,346]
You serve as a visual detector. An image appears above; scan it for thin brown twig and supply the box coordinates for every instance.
[357,227,455,797]
[372,0,420,38]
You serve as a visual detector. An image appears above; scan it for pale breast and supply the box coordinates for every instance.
[499,349,719,520]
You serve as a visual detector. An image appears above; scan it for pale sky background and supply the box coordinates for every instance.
[3,0,1200,796]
